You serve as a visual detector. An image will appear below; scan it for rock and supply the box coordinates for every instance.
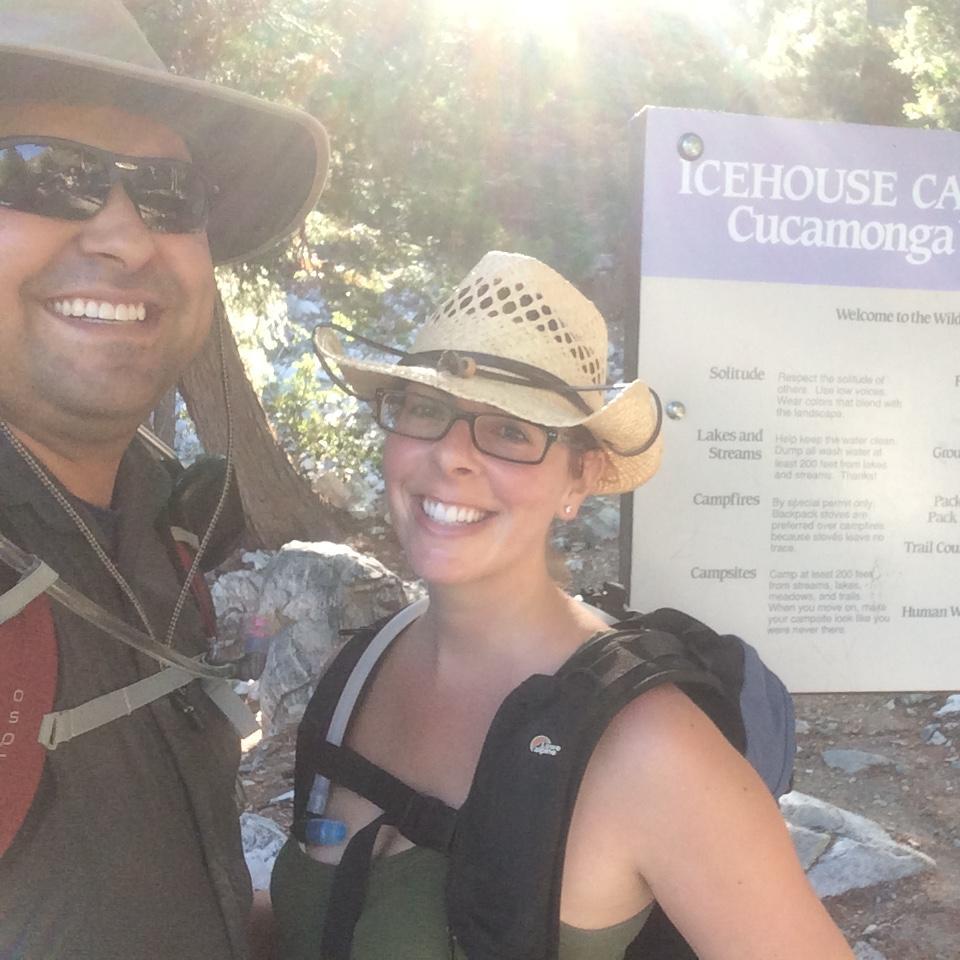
[213,541,412,734]
[935,694,960,717]
[241,812,287,891]
[821,748,895,775]
[780,792,935,898]
[808,835,934,898]
[581,498,620,541]
[794,719,811,735]
[241,550,274,571]
[561,497,620,548]
[211,567,267,655]
[787,823,831,869]
[896,693,935,706]
[922,725,948,747]
[781,792,891,846]
[311,471,355,512]
[853,943,887,960]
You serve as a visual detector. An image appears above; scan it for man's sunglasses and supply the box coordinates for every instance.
[0,136,216,233]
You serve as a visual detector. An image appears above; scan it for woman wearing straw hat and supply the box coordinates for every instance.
[270,252,852,959]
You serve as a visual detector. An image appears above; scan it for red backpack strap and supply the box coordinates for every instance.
[168,528,218,640]
[1,588,58,857]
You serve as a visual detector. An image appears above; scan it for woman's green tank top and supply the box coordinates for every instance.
[271,837,651,960]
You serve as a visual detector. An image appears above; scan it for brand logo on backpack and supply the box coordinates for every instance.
[529,734,561,756]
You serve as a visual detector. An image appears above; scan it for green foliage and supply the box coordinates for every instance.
[264,354,382,483]
[131,0,950,494]
[216,269,384,495]
[748,0,913,124]
[891,2,960,128]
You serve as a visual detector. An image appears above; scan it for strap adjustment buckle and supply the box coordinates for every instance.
[0,553,58,625]
[394,793,455,850]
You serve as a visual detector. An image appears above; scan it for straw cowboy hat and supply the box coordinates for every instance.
[314,251,663,494]
[0,0,329,264]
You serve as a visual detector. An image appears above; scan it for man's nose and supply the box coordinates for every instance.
[75,183,158,270]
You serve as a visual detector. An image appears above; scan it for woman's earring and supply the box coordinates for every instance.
[563,505,573,517]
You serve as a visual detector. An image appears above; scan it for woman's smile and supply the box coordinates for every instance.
[419,496,491,526]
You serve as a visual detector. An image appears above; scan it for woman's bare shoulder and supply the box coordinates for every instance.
[575,683,763,852]
[595,682,744,780]
[577,685,854,960]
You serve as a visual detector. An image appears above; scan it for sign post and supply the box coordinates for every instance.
[628,107,960,692]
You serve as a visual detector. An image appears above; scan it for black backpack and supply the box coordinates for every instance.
[292,589,795,960]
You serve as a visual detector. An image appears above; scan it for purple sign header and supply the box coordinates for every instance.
[637,107,960,291]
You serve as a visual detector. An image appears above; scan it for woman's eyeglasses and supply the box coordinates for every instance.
[0,136,215,233]
[374,389,560,465]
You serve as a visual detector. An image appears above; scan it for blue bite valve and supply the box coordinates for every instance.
[305,817,348,846]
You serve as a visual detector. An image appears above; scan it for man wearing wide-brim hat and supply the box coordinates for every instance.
[0,1,328,956]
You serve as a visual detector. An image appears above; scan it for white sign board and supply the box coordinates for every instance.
[630,107,960,692]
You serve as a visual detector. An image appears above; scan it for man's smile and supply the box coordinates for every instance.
[49,297,148,323]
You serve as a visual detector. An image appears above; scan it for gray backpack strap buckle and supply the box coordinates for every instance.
[0,555,58,624]
[38,662,260,749]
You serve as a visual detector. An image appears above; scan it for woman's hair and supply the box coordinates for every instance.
[547,426,600,586]
[564,426,599,450]
[563,426,600,480]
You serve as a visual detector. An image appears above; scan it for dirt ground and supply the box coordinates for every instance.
[241,530,960,958]
[791,692,959,960]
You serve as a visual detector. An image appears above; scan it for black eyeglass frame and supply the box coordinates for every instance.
[0,135,217,233]
[373,388,562,465]
[314,322,664,460]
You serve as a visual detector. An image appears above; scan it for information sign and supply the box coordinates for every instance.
[629,107,960,691]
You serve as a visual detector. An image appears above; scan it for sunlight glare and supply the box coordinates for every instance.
[430,0,745,51]
[430,0,583,52]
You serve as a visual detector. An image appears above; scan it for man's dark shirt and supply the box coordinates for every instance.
[0,434,251,960]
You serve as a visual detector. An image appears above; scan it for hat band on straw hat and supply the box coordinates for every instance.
[398,348,666,454]
[313,321,663,457]
[314,322,603,417]
[603,389,662,457]
[399,349,596,416]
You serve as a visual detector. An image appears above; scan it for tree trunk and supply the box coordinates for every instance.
[150,386,178,448]
[179,295,353,549]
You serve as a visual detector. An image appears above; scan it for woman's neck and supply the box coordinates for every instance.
[414,571,605,684]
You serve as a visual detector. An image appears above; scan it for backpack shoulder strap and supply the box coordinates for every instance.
[635,607,794,797]
[447,625,733,960]
[291,598,460,960]
[0,519,253,756]
[164,526,218,640]
[0,544,59,858]
[292,598,431,839]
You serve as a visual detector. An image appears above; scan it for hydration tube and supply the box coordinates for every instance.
[0,533,235,681]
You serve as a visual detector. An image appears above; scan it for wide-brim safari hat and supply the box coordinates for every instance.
[313,251,662,495]
[0,0,329,264]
